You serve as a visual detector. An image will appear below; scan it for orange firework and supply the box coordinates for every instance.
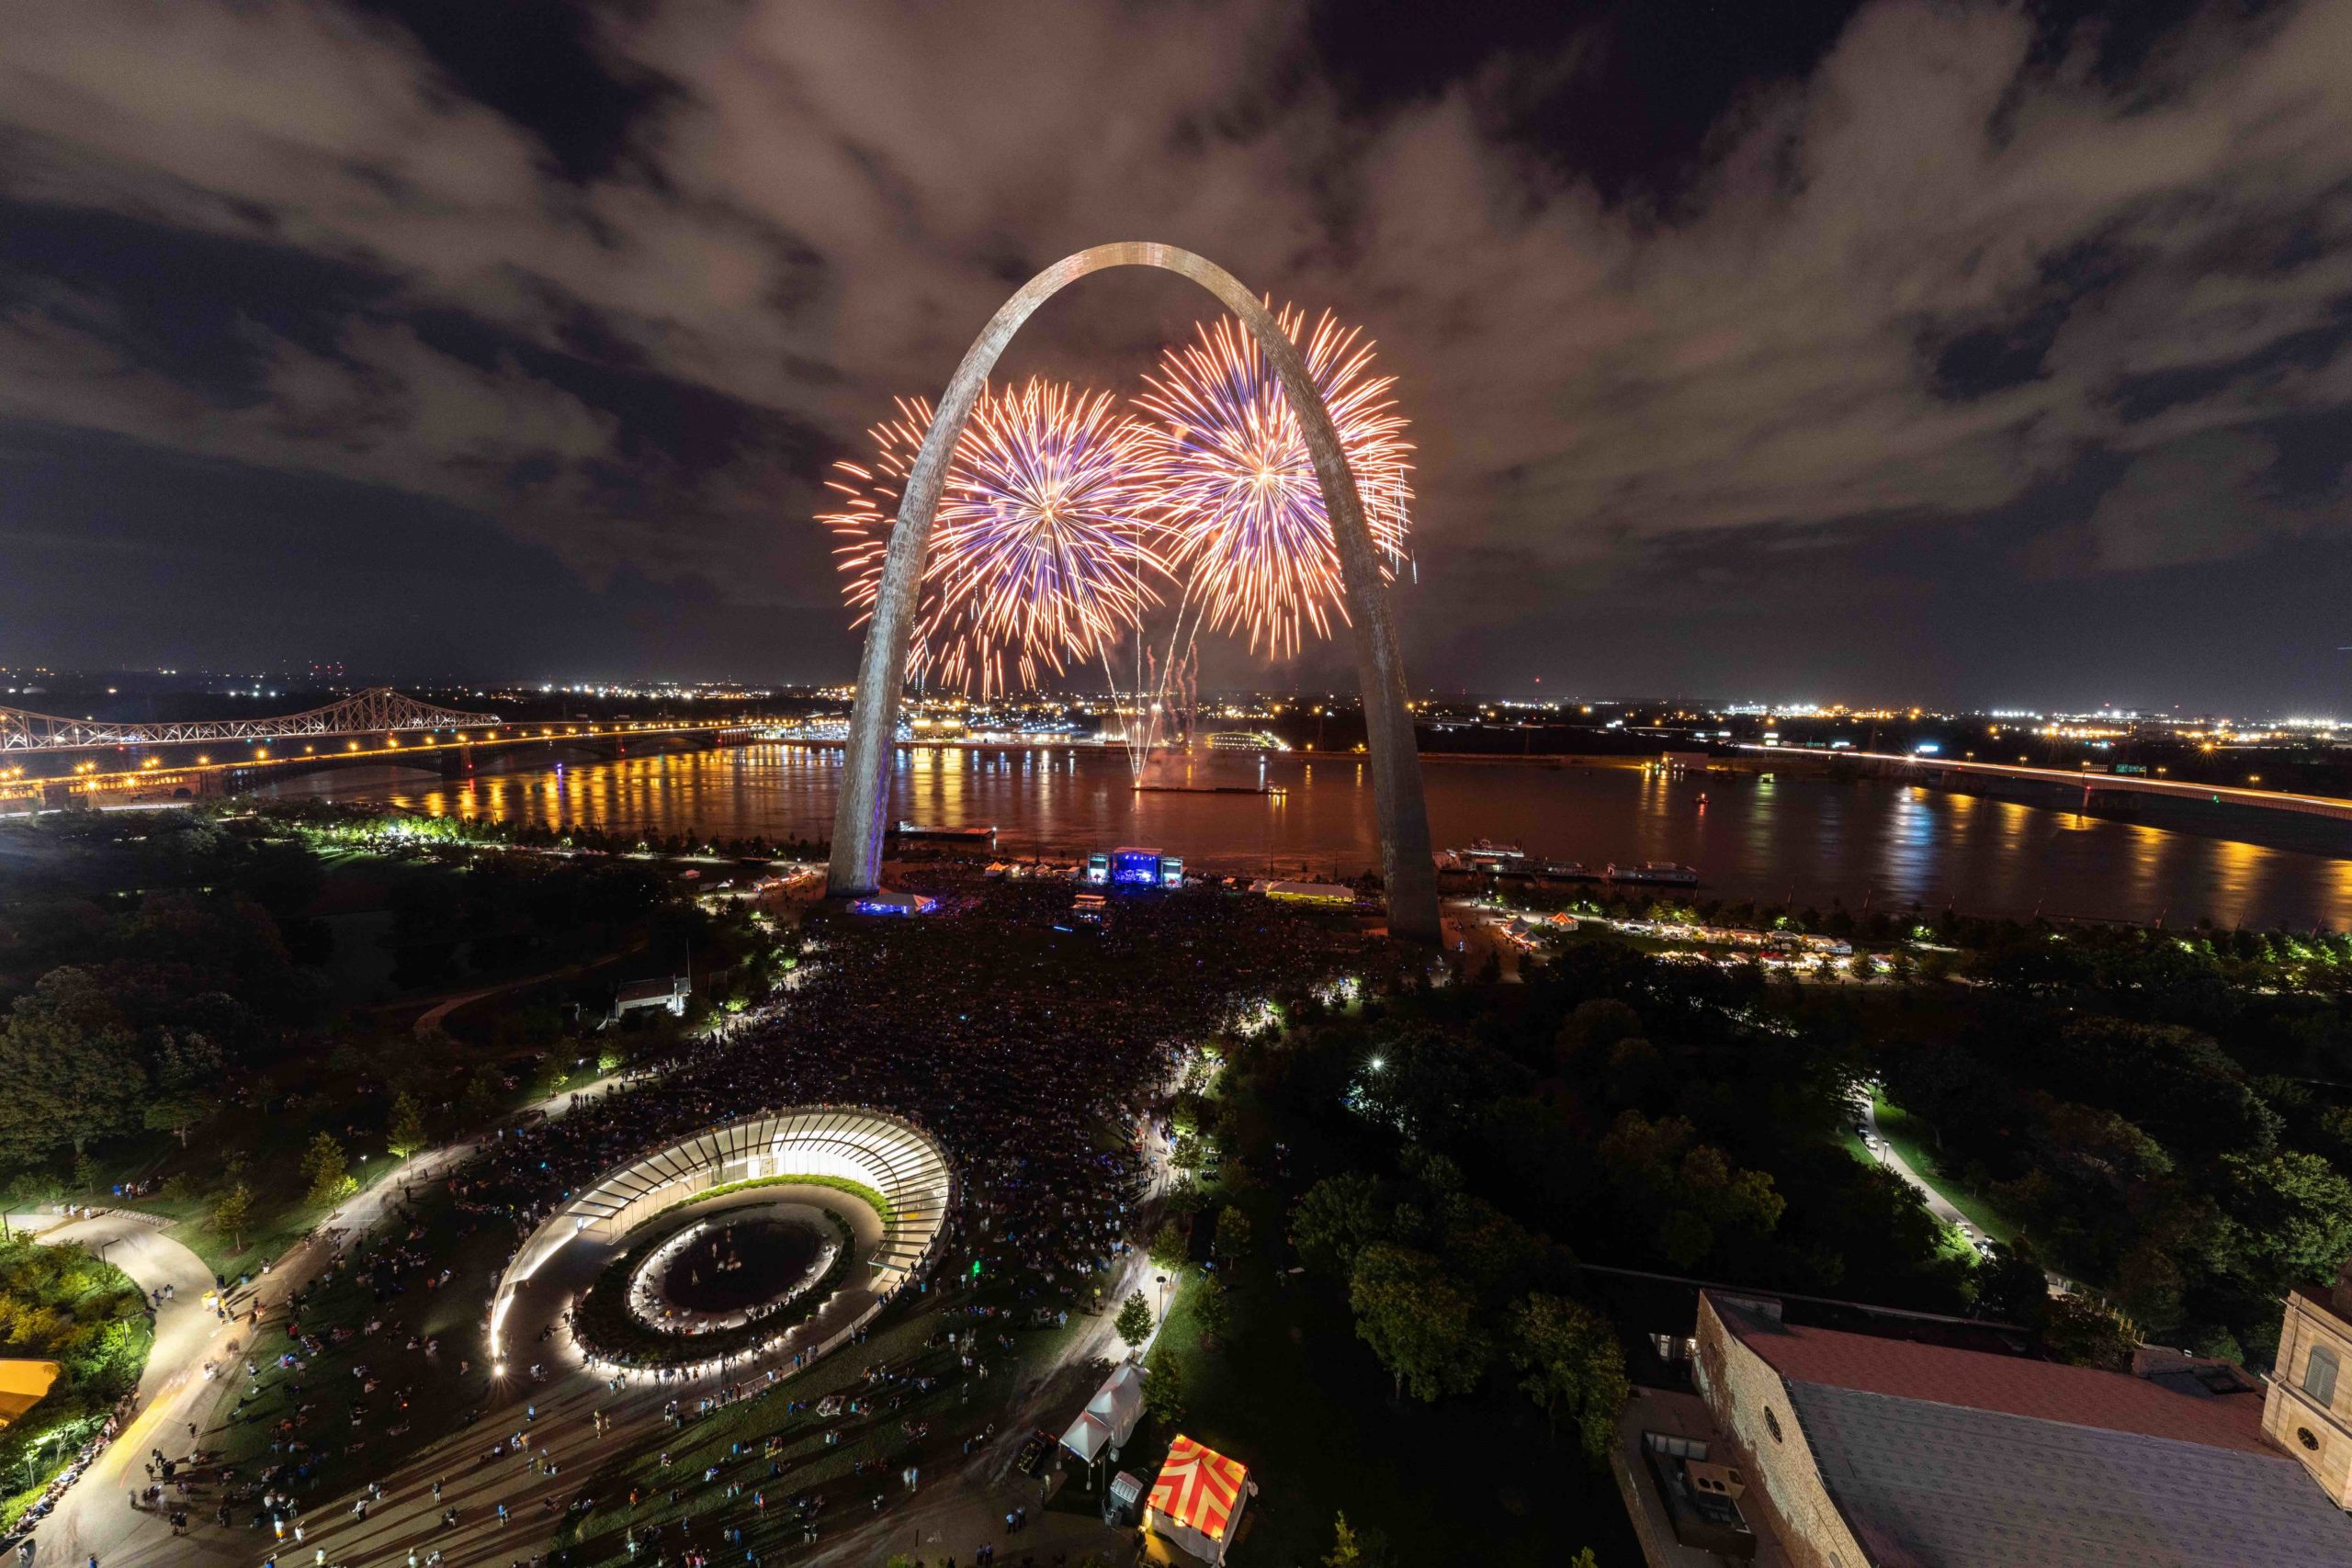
[1136,304,1413,661]
[821,378,1172,696]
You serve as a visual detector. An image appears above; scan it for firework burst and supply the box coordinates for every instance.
[1136,304,1413,661]
[822,378,1170,695]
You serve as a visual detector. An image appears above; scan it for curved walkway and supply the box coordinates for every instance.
[19,1213,220,1566]
[510,1183,888,1381]
[19,1078,628,1568]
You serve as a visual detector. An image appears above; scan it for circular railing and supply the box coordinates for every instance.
[490,1106,953,1373]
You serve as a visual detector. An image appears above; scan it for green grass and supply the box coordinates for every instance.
[0,1239,155,1530]
[200,1181,518,1498]
[661,1173,895,1227]
[1130,1262,1638,1566]
[1871,1090,2018,1247]
[552,1292,994,1564]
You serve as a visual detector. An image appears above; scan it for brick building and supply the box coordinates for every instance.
[1628,1287,2352,1567]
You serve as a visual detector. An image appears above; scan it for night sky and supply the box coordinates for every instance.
[3,0,2348,709]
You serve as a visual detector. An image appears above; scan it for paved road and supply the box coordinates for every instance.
[1855,1091,2074,1297]
[411,943,647,1040]
[22,1077,629,1568]
[24,1062,1143,1568]
[1853,1092,1980,1238]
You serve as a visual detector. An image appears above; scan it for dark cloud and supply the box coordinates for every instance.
[0,0,2348,703]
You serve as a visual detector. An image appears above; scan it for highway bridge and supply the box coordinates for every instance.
[0,687,762,809]
[1736,744,2352,825]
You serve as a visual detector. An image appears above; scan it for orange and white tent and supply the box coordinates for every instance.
[1145,1434,1252,1563]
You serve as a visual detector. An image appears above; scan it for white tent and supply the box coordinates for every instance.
[1061,1411,1116,1463]
[1061,1361,1147,1463]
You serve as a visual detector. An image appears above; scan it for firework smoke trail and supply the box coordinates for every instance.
[821,379,1172,698]
[1136,304,1414,666]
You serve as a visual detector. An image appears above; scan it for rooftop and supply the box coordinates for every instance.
[1792,1382,2352,1568]
[1710,1294,2352,1568]
[1715,1298,2268,1453]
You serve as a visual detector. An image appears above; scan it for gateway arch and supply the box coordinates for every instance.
[827,242,1441,944]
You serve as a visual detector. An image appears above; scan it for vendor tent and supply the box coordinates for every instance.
[1146,1433,1252,1564]
[1061,1411,1115,1464]
[1059,1361,1146,1464]
[1063,1363,1143,1466]
[1089,1365,1145,1443]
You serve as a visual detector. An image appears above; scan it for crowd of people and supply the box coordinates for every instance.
[73,872,1367,1568]
[447,874,1362,1562]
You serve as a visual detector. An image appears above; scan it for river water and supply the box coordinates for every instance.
[254,742,2352,929]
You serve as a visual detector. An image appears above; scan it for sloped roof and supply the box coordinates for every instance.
[1089,1362,1145,1438]
[1793,1382,2352,1568]
[1061,1411,1116,1464]
[1716,1299,2268,1453]
[1707,1294,2352,1568]
[1149,1434,1248,1542]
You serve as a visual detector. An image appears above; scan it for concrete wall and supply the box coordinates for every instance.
[2265,1290,2352,1506]
[492,1107,954,1363]
[1692,1295,1874,1568]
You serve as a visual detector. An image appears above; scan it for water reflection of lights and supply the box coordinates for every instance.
[272,744,2352,928]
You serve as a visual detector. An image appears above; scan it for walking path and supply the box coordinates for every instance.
[28,1069,1164,1568]
[1854,1091,1978,1236]
[34,1216,213,1416]
[409,942,648,1040]
[21,1077,628,1568]
[1853,1090,2069,1295]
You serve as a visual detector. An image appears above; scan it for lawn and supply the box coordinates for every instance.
[0,1235,154,1529]
[1871,1089,2018,1247]
[198,1181,521,1504]
[1133,1259,1640,1566]
[553,1289,1016,1564]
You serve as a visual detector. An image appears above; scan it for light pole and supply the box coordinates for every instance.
[1155,1272,1169,1321]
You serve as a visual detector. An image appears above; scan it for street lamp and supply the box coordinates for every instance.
[1155,1272,1169,1318]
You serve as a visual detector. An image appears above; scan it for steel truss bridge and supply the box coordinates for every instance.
[0,687,502,753]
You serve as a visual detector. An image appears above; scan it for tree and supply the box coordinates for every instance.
[2041,1292,2139,1371]
[1508,1293,1630,1463]
[1211,1206,1254,1274]
[1149,1221,1189,1271]
[212,1183,252,1251]
[151,1030,225,1092]
[459,1068,504,1126]
[1325,1512,1363,1568]
[1291,1172,1385,1274]
[1142,1348,1185,1427]
[1192,1276,1231,1345]
[1114,1290,1154,1351]
[2222,1150,2352,1291]
[385,1090,428,1159]
[1973,1240,2050,1326]
[301,1132,354,1207]
[1596,1111,1785,1270]
[1347,1244,1490,1403]
[0,967,146,1166]
[1169,1132,1204,1179]
[142,1092,214,1149]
